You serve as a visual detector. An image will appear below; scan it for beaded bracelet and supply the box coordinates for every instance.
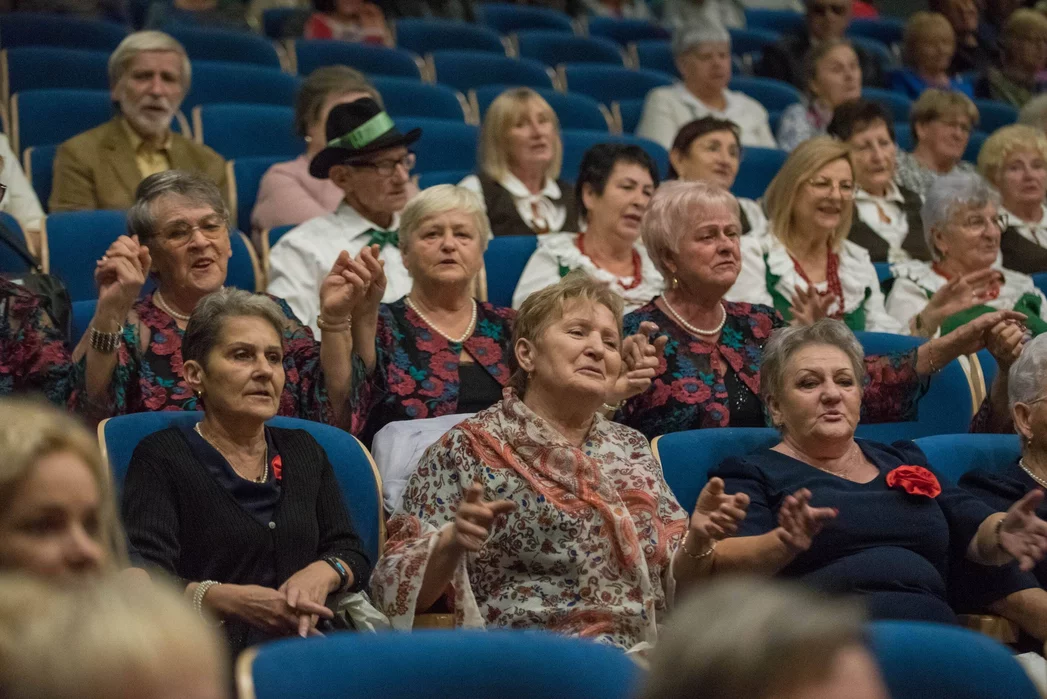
[323,556,350,593]
[193,580,223,626]
[683,535,717,560]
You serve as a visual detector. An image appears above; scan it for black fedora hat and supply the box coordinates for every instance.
[309,98,422,179]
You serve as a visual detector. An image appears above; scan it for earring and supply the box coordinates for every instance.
[304,135,312,143]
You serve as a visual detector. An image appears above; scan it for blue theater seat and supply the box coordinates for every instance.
[484,234,539,308]
[476,3,575,35]
[230,156,286,234]
[561,129,668,179]
[167,26,282,69]
[974,99,1019,133]
[744,8,805,35]
[22,144,56,212]
[728,76,802,112]
[913,433,1019,485]
[516,31,625,67]
[732,147,787,200]
[848,17,906,48]
[193,104,301,161]
[862,87,913,122]
[395,19,506,56]
[396,118,478,173]
[586,17,670,45]
[430,51,554,92]
[0,13,128,51]
[1,47,110,105]
[560,65,673,107]
[181,61,300,113]
[293,40,423,81]
[473,86,611,132]
[369,77,469,122]
[418,170,472,189]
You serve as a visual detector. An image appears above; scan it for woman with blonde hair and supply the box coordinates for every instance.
[891,11,974,99]
[976,9,1047,108]
[459,87,579,237]
[977,124,1047,273]
[727,136,903,332]
[0,398,125,579]
[0,575,228,699]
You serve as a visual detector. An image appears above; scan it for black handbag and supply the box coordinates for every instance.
[0,220,73,343]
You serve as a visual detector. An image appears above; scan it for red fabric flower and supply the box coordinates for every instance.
[387,365,417,396]
[415,328,447,354]
[431,350,459,381]
[886,465,941,498]
[401,398,429,419]
[468,337,503,365]
[670,377,712,404]
[271,455,283,481]
[418,376,446,398]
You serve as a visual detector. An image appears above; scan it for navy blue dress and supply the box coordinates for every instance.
[712,439,997,623]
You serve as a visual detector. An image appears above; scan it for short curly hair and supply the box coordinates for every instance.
[977,124,1047,187]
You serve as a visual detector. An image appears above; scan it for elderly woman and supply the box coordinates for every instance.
[891,12,974,99]
[887,171,1047,338]
[637,26,776,151]
[702,319,1047,624]
[512,144,663,312]
[894,89,980,197]
[827,100,932,263]
[0,399,125,579]
[976,9,1047,108]
[933,0,995,74]
[459,88,579,238]
[668,116,767,235]
[622,180,1013,439]
[726,136,902,333]
[643,578,888,699]
[252,66,382,232]
[0,277,75,403]
[123,288,372,654]
[978,124,1047,274]
[73,170,364,426]
[371,273,748,650]
[776,39,862,152]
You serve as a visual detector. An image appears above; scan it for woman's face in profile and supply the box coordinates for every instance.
[0,451,108,580]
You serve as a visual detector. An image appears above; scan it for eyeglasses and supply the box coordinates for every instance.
[345,152,416,177]
[806,177,856,199]
[0,183,7,203]
[159,217,229,246]
[809,3,847,16]
[959,213,1008,233]
[936,119,973,134]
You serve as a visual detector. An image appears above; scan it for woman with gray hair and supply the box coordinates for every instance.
[702,318,1047,624]
[73,170,370,426]
[776,39,862,152]
[636,24,776,150]
[122,287,371,655]
[620,179,1012,439]
[886,170,1047,339]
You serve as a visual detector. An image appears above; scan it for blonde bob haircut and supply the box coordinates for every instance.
[510,270,624,396]
[977,124,1047,187]
[108,30,191,92]
[1003,9,1047,57]
[479,87,563,182]
[0,399,126,568]
[0,574,227,699]
[764,136,855,252]
[398,184,492,253]
[902,12,955,67]
[910,89,979,146]
[642,180,741,281]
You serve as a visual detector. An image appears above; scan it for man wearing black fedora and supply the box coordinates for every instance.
[268,98,421,335]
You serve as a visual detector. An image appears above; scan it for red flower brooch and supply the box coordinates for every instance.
[271,455,283,482]
[886,465,941,498]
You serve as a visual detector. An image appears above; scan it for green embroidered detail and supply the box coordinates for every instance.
[764,253,793,321]
[557,258,571,278]
[328,112,395,149]
[939,293,1047,337]
[841,287,871,332]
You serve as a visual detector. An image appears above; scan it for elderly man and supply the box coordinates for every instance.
[49,31,227,213]
[755,0,884,88]
[636,25,776,150]
[267,97,419,335]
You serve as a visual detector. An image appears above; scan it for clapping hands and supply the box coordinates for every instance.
[775,488,837,554]
[999,490,1047,572]
[690,477,750,541]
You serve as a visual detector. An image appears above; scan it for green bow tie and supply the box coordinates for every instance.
[365,228,399,249]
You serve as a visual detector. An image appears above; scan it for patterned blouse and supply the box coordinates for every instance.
[621,300,924,440]
[72,292,332,422]
[0,278,75,404]
[352,299,516,445]
[371,389,689,651]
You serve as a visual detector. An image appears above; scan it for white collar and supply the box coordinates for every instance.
[674,83,733,113]
[334,201,401,238]
[498,172,561,200]
[1003,204,1047,229]
[856,181,904,204]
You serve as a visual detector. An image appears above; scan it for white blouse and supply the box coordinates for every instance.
[511,232,665,312]
[854,182,916,264]
[886,259,1047,333]
[725,229,904,333]
[459,172,569,236]
[739,197,768,236]
[1003,204,1047,248]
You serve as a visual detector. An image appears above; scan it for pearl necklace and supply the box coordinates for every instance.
[154,290,191,322]
[661,296,726,336]
[405,296,477,344]
[1019,458,1047,489]
[195,423,268,483]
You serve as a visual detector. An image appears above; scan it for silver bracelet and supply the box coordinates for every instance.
[193,580,222,623]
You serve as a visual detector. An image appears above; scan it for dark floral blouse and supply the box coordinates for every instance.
[352,298,515,445]
[72,292,332,422]
[0,278,75,404]
[621,300,924,440]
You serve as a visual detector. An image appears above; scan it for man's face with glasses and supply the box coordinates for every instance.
[807,0,851,40]
[330,146,414,217]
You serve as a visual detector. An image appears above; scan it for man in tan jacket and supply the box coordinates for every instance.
[49,31,227,213]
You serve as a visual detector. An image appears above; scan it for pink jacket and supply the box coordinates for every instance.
[251,155,345,232]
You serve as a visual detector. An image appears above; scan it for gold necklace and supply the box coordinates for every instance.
[1019,458,1047,489]
[405,296,477,344]
[194,423,268,483]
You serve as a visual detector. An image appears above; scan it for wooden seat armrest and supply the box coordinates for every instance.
[958,614,1021,644]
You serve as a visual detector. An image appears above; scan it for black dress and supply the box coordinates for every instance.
[712,439,996,623]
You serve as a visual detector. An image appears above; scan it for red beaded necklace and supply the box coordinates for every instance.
[932,262,1002,300]
[790,247,844,319]
[576,234,643,290]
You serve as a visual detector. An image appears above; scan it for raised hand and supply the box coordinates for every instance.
[689,477,750,541]
[999,490,1047,572]
[938,309,1026,358]
[318,250,371,324]
[985,318,1028,371]
[775,488,837,554]
[353,244,387,320]
[94,235,151,327]
[452,482,517,553]
[789,285,835,327]
[608,321,669,404]
[926,268,1002,322]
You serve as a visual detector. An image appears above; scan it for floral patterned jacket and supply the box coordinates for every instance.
[71,293,332,422]
[351,299,515,444]
[0,279,75,403]
[621,300,924,440]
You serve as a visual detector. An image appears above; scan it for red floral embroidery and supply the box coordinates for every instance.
[670,377,712,404]
[430,350,460,381]
[418,376,446,398]
[387,365,417,396]
[469,337,503,365]
[886,465,941,498]
[401,398,429,419]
